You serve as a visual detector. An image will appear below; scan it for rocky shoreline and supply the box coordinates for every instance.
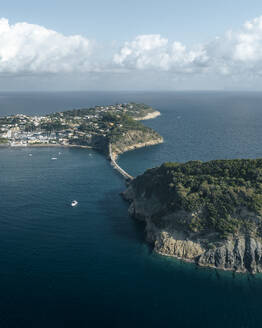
[122,183,262,274]
[1,143,93,149]
[111,137,163,161]
[133,111,161,121]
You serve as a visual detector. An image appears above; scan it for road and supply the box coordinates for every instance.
[109,143,134,181]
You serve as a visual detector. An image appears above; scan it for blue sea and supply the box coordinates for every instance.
[1,91,262,327]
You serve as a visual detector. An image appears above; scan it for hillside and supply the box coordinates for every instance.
[123,159,262,273]
[0,103,163,156]
[106,113,163,158]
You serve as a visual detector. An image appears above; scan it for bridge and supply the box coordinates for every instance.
[109,144,134,181]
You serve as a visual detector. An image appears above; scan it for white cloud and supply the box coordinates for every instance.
[113,15,262,79]
[113,34,209,73]
[3,15,262,86]
[233,18,262,62]
[114,35,169,70]
[0,18,96,74]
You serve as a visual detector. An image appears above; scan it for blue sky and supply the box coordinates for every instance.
[1,0,262,90]
[3,0,262,43]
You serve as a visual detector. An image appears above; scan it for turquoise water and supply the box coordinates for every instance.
[1,92,262,327]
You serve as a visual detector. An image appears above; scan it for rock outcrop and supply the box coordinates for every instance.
[133,111,161,121]
[122,159,262,274]
[110,130,163,160]
[198,236,262,273]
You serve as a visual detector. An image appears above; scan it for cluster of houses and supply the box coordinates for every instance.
[0,114,74,146]
[0,110,107,147]
[2,129,72,147]
[0,103,146,147]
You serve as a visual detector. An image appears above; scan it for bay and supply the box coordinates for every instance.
[1,91,262,327]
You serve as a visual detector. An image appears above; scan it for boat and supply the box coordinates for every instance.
[51,157,57,160]
[71,200,78,207]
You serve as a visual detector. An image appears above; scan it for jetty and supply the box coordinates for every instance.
[109,144,134,181]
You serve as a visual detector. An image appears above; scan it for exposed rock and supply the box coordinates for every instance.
[111,130,163,160]
[198,236,262,273]
[123,183,262,274]
[154,230,204,261]
[133,111,161,121]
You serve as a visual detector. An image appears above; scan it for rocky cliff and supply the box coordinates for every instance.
[133,110,161,121]
[110,129,163,160]
[123,159,262,273]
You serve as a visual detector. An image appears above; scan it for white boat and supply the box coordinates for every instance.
[71,200,78,207]
[51,157,57,160]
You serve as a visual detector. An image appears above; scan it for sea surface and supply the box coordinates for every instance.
[1,91,262,327]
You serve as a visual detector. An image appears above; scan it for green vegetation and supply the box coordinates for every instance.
[132,159,262,238]
[103,113,158,142]
[103,112,162,154]
[40,121,68,131]
[76,111,162,153]
[0,102,162,155]
[0,117,20,125]
[50,107,97,119]
[0,137,8,144]
[24,123,37,132]
[120,103,155,118]
[49,103,155,120]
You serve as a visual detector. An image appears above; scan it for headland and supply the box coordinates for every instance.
[0,102,163,180]
[123,160,262,274]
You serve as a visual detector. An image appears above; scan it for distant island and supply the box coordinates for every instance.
[0,103,163,164]
[123,159,262,274]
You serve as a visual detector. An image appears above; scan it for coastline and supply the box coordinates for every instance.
[111,137,164,161]
[123,188,255,274]
[133,110,161,121]
[2,143,93,149]
[155,246,252,274]
[123,169,262,274]
[107,110,163,180]
[3,133,163,159]
[155,249,248,274]
[109,110,163,161]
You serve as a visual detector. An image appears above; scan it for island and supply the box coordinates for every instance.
[123,159,262,273]
[5,101,261,274]
[0,103,163,165]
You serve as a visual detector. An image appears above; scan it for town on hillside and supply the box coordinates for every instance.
[0,103,157,147]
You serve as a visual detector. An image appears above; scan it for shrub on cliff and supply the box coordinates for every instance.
[132,159,262,237]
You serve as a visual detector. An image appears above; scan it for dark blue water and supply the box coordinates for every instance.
[1,92,262,327]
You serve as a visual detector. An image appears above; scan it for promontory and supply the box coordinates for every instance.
[123,159,262,273]
[0,102,163,159]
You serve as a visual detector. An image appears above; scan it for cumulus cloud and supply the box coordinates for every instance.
[114,34,208,73]
[114,35,169,70]
[0,18,97,74]
[3,15,262,84]
[113,16,262,79]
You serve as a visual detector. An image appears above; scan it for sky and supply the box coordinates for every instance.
[2,0,262,90]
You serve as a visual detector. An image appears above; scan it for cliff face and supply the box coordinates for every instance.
[133,111,161,121]
[110,130,163,159]
[123,184,262,273]
[69,134,109,154]
[123,160,262,273]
